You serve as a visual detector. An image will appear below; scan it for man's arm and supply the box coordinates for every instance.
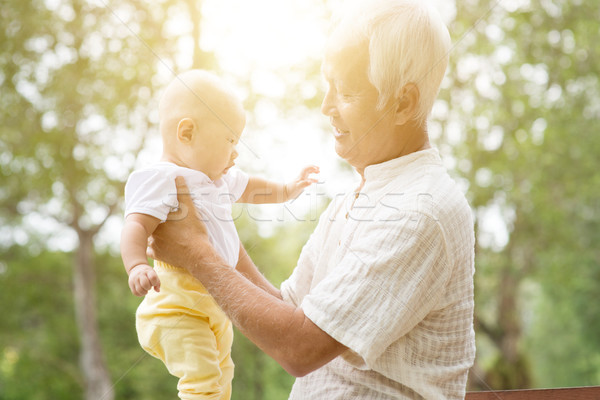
[149,177,347,377]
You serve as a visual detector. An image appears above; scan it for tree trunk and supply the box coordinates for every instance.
[73,229,114,400]
[485,268,531,389]
[189,0,203,68]
[498,271,520,365]
[185,0,214,69]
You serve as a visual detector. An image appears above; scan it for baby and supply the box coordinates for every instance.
[120,70,318,400]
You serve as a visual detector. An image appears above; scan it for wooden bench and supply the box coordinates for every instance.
[466,386,600,399]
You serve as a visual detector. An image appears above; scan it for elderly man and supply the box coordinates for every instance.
[148,0,475,398]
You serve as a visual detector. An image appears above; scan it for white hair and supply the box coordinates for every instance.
[331,0,451,124]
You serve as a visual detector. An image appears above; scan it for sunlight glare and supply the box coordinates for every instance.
[200,0,328,75]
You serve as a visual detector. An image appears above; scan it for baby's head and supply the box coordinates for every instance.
[159,70,245,181]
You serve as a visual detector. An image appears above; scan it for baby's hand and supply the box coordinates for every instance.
[128,264,161,297]
[285,165,320,200]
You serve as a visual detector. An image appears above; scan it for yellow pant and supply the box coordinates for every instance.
[136,261,234,400]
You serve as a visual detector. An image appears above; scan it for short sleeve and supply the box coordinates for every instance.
[301,213,451,367]
[124,168,178,221]
[220,168,249,202]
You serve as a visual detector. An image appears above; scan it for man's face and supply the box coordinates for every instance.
[321,43,399,172]
[321,40,400,173]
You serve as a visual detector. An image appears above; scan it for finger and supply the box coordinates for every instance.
[301,165,320,179]
[146,237,157,259]
[166,176,193,221]
[150,274,161,292]
[176,176,194,207]
[133,283,145,297]
[146,245,155,260]
[299,178,318,187]
[139,275,152,291]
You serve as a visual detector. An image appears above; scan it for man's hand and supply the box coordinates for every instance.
[128,264,161,296]
[149,175,347,377]
[147,176,213,268]
[284,165,320,200]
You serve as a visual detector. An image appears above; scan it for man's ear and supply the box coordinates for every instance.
[394,83,419,126]
[177,118,195,143]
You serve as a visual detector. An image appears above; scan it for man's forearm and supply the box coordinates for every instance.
[184,241,347,377]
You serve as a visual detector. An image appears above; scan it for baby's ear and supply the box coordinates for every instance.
[177,118,195,143]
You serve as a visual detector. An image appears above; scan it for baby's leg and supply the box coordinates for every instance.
[136,266,234,400]
[137,313,232,399]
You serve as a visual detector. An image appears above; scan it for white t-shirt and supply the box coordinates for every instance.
[124,162,249,267]
[281,148,475,399]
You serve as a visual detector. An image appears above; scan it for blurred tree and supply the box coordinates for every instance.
[0,0,214,398]
[0,245,180,399]
[4,0,599,397]
[0,246,82,399]
[438,0,600,389]
[1,0,323,398]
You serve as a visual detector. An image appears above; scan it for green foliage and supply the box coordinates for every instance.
[0,246,178,399]
[2,0,600,397]
[441,0,600,389]
[0,247,81,400]
[0,0,214,397]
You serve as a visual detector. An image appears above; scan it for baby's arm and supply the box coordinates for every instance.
[237,165,319,204]
[120,213,162,296]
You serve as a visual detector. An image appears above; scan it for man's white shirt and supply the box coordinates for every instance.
[281,148,475,400]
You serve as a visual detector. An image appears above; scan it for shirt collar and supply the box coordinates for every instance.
[362,147,441,187]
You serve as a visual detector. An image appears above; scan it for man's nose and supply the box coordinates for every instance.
[321,88,337,117]
[231,149,238,160]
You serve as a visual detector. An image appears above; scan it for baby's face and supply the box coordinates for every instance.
[190,108,245,181]
[160,71,247,181]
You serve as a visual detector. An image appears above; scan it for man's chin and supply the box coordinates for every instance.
[334,142,351,161]
[335,145,365,172]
